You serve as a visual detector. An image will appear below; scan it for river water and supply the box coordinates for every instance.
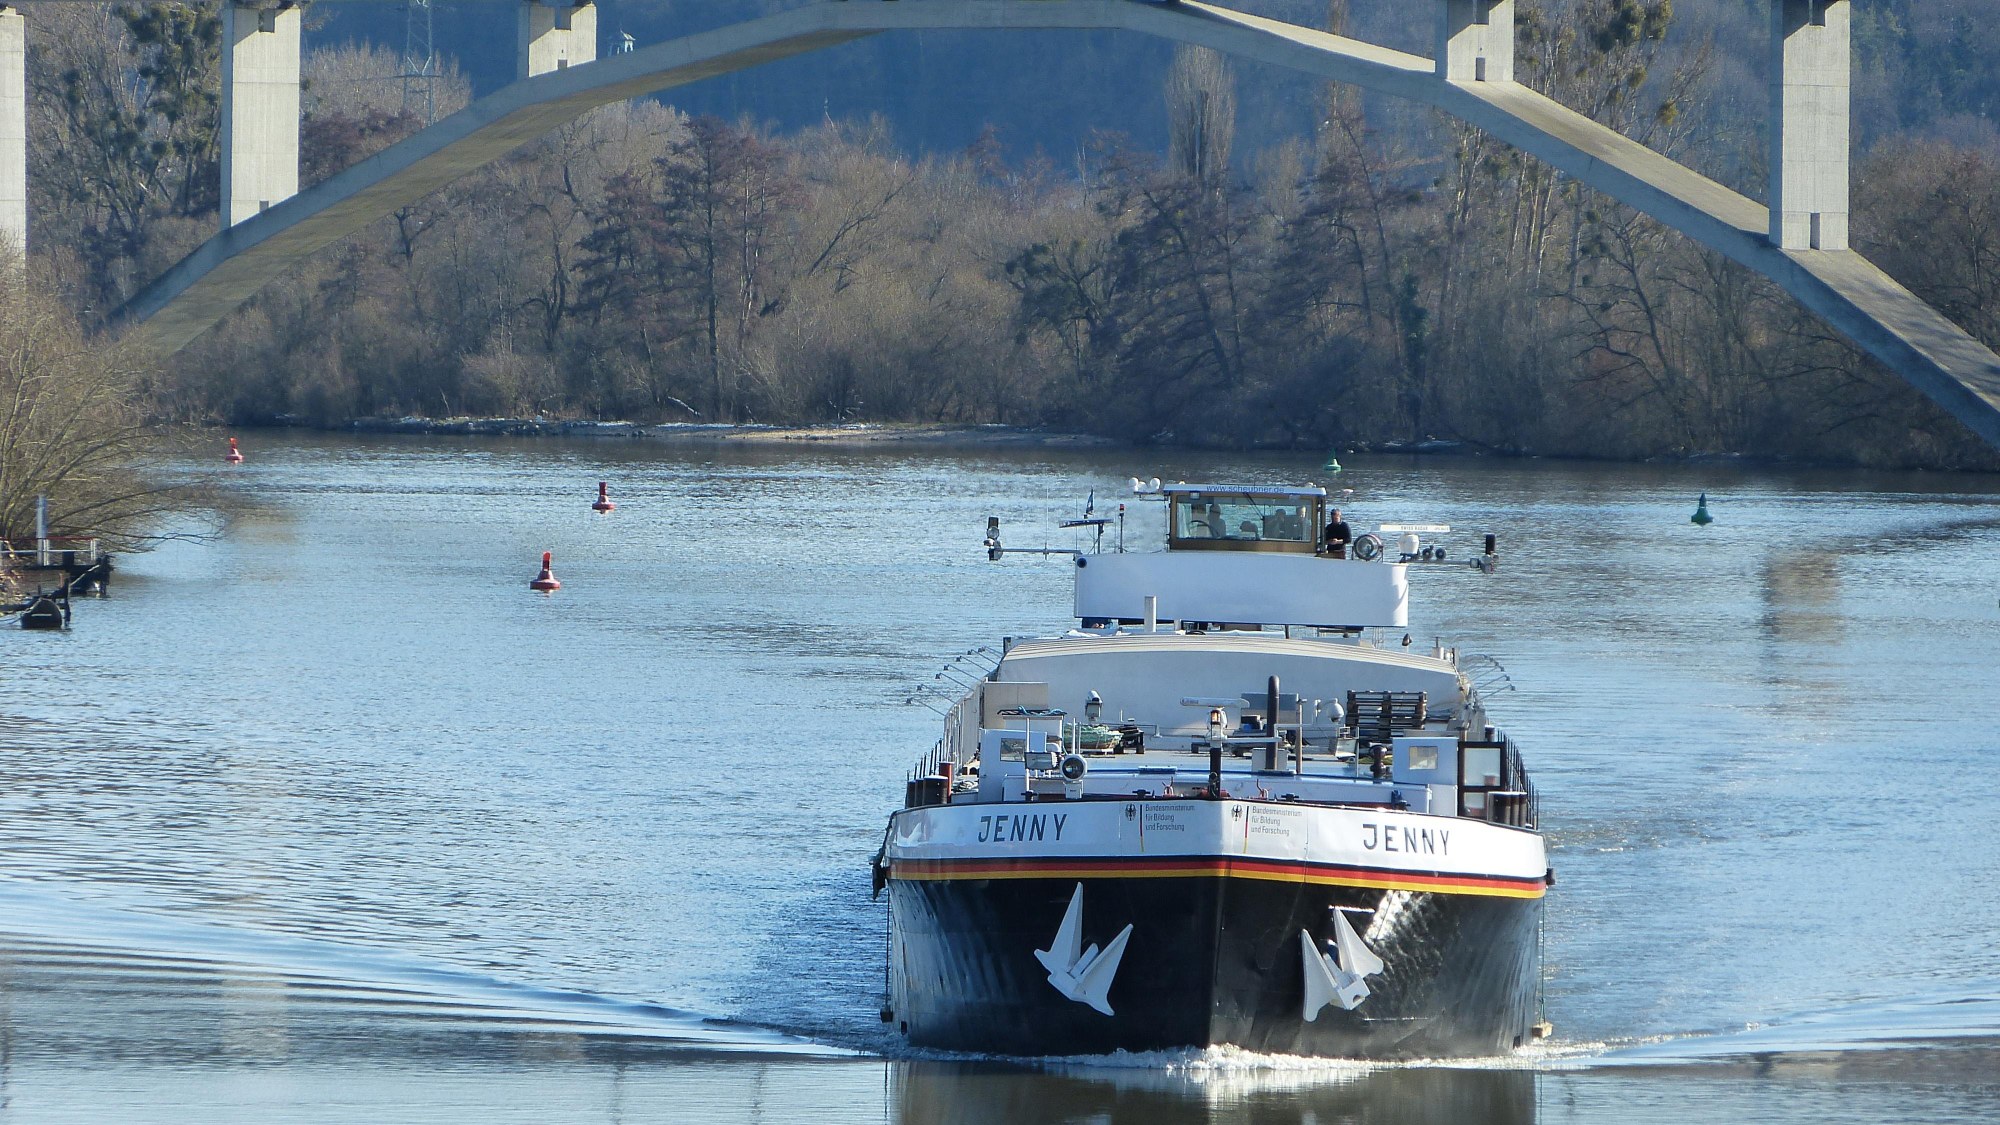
[3,433,1998,1123]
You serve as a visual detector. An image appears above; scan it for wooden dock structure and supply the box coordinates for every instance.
[2,538,113,625]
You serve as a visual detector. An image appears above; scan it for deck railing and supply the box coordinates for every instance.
[907,695,971,786]
[1,537,105,568]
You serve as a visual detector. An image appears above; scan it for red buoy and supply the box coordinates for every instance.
[225,437,244,465]
[529,551,561,592]
[592,481,616,513]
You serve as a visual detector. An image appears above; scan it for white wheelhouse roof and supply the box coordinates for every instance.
[1160,484,1329,498]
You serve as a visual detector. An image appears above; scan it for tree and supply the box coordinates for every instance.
[28,3,222,306]
[1004,236,1117,387]
[577,166,705,411]
[1165,46,1236,189]
[605,117,799,421]
[1083,139,1256,441]
[0,278,174,547]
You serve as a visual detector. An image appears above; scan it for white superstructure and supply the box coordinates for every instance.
[914,480,1528,831]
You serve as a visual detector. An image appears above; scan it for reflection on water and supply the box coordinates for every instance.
[1759,552,1844,644]
[898,1062,1535,1124]
[3,436,1999,1122]
[0,924,880,1125]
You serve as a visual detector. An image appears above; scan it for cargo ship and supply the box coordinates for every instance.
[873,480,1551,1058]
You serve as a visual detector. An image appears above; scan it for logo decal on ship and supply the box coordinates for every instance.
[1301,906,1387,1020]
[1033,883,1134,1016]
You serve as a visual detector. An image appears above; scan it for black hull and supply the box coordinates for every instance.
[889,874,1541,1059]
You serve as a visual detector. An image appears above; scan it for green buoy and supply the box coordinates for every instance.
[1691,493,1714,526]
[1323,452,1343,473]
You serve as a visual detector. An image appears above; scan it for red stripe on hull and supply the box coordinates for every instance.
[890,855,1547,899]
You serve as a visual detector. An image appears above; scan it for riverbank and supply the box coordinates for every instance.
[273,418,2000,476]
[340,418,1119,448]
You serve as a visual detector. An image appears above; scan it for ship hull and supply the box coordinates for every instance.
[885,801,1546,1059]
[889,873,1539,1058]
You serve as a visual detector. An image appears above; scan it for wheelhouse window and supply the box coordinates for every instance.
[1168,492,1322,553]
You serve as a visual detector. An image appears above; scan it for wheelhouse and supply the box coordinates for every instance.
[1163,484,1326,554]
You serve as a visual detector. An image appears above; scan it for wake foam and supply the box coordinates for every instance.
[0,876,849,1056]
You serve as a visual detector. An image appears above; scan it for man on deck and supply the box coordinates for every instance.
[1324,509,1353,558]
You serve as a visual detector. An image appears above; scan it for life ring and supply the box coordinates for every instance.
[1351,533,1384,562]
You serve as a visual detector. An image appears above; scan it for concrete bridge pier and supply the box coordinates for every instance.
[518,2,597,79]
[1,4,25,263]
[220,1,301,231]
[1770,0,1849,250]
[1436,0,1513,84]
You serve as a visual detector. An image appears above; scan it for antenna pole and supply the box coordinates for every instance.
[401,0,437,123]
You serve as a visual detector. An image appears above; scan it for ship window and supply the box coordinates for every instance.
[1462,747,1502,787]
[1409,745,1439,771]
[1171,495,1314,544]
[997,736,1026,762]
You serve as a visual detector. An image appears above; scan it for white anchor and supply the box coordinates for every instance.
[1300,907,1385,1021]
[1034,883,1133,1016]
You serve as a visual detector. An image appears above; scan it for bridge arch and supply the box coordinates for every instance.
[114,0,2000,449]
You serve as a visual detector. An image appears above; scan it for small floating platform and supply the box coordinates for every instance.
[19,594,69,630]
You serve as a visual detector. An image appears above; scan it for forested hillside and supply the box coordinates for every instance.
[14,0,2000,468]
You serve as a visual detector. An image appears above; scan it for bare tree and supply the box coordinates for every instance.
[1165,47,1236,189]
[303,40,471,124]
[26,3,222,306]
[0,278,178,547]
